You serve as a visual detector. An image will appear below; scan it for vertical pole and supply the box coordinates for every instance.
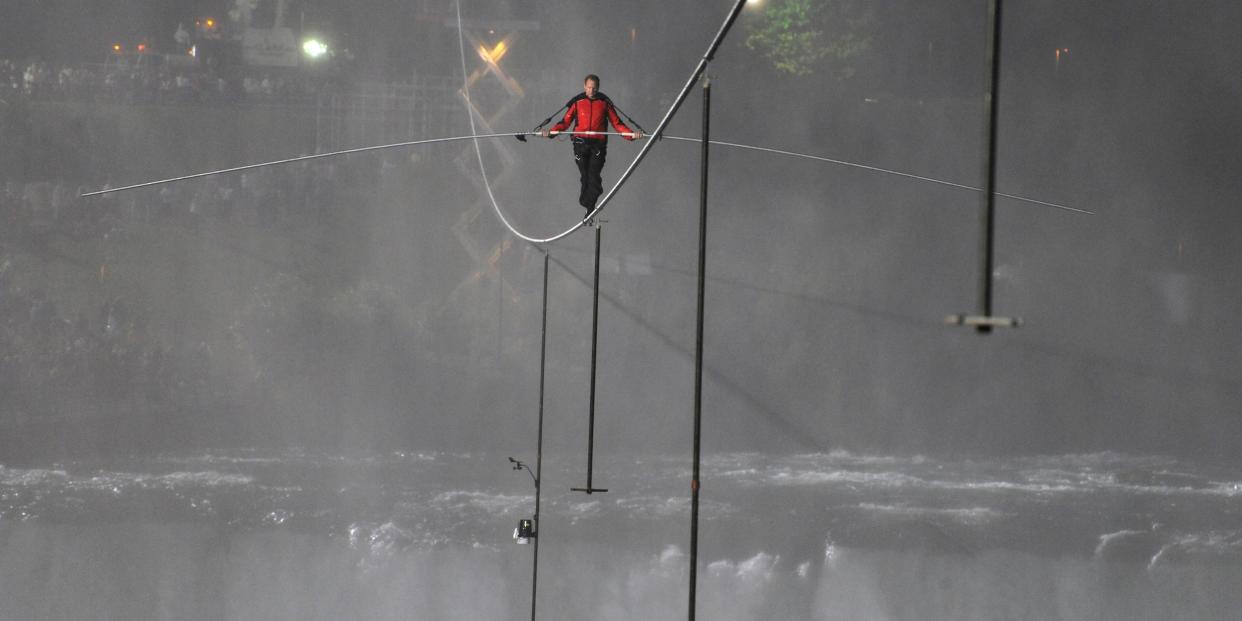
[531,252,549,621]
[689,72,710,621]
[572,227,607,494]
[499,251,505,356]
[977,0,1003,334]
[586,225,602,489]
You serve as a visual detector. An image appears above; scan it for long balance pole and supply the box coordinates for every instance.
[572,225,607,494]
[688,72,711,621]
[530,252,549,621]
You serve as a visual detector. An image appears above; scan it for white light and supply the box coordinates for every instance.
[302,39,329,59]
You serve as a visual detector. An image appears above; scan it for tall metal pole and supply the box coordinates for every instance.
[499,260,505,356]
[588,226,600,487]
[688,71,710,621]
[572,226,607,494]
[945,0,1021,332]
[530,252,549,621]
[976,0,1004,334]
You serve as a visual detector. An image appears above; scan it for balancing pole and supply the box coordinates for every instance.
[571,223,608,494]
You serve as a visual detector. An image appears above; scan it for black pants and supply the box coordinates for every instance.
[573,138,607,210]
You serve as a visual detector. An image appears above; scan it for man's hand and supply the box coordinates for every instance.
[542,129,558,138]
[624,130,643,140]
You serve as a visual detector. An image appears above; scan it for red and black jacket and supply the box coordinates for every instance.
[549,93,635,142]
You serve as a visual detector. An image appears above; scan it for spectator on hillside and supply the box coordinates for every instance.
[22,63,38,95]
[175,73,193,101]
[174,23,191,49]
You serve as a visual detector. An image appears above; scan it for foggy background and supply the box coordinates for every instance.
[2,1,1241,619]
[2,0,1238,461]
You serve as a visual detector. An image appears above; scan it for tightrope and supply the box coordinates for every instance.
[80,130,1090,215]
[80,132,533,198]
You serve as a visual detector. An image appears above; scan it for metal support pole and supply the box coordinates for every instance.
[944,0,1021,332]
[572,226,607,494]
[688,71,710,621]
[976,0,1003,334]
[588,225,601,486]
[530,252,549,621]
[499,261,504,357]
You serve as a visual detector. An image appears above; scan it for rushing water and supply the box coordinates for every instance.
[2,449,1240,620]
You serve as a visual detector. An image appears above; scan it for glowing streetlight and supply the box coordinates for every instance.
[302,39,329,59]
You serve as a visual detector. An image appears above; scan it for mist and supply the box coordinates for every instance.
[2,0,1241,619]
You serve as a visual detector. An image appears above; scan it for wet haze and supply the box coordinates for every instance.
[1,1,1241,619]
[1,0,1237,459]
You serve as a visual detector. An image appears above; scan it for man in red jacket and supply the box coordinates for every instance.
[542,74,643,213]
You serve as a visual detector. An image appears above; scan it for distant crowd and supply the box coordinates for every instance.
[0,262,182,429]
[0,151,411,435]
[0,156,384,243]
[0,58,339,106]
[0,50,445,436]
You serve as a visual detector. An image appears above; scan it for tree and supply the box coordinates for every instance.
[744,0,873,78]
